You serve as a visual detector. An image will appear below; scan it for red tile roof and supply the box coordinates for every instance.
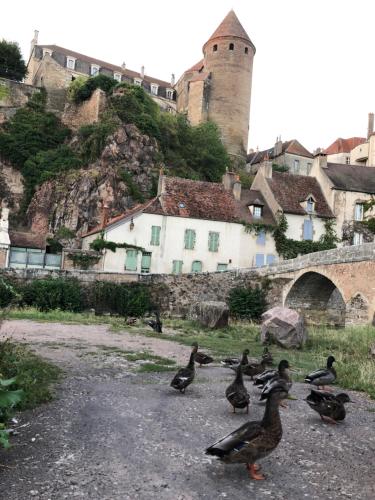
[266,172,334,218]
[324,137,366,155]
[204,10,254,50]
[38,45,172,88]
[186,59,205,73]
[247,140,313,164]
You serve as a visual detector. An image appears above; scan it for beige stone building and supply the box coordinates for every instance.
[324,137,366,165]
[175,10,255,162]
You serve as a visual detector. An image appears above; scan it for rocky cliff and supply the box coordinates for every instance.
[27,124,161,235]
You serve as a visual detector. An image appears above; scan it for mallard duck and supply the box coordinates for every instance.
[206,379,289,480]
[145,311,162,333]
[255,360,292,390]
[225,363,250,413]
[305,389,352,424]
[241,359,268,380]
[261,347,274,366]
[170,344,197,393]
[192,342,214,367]
[221,348,250,367]
[305,355,336,390]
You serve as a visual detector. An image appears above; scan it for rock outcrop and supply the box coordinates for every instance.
[27,124,161,235]
[260,306,307,349]
[189,301,229,329]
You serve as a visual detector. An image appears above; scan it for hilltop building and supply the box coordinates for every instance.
[324,137,366,165]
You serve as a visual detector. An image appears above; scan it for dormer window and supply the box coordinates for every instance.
[253,206,263,218]
[43,49,53,57]
[134,78,142,86]
[66,57,76,70]
[166,88,174,99]
[306,196,315,213]
[113,72,122,82]
[91,64,100,76]
[151,83,159,95]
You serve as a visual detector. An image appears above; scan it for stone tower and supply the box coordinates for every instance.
[176,10,256,163]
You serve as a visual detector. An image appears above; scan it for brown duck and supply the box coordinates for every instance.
[170,344,197,393]
[225,363,250,413]
[192,342,214,367]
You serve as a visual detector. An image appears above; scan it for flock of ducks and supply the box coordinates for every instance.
[170,344,353,480]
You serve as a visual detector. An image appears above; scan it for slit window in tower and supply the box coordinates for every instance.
[213,44,218,52]
[245,47,248,54]
[229,43,234,50]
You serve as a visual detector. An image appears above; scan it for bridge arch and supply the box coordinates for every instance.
[284,271,346,326]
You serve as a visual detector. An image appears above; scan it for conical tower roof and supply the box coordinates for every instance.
[203,10,255,51]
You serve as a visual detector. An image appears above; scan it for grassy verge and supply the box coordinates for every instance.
[6,307,120,326]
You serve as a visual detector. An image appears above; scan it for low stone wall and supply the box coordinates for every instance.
[61,89,106,131]
[0,78,40,124]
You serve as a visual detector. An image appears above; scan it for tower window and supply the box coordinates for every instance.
[245,47,248,54]
[229,43,234,50]
[213,44,218,52]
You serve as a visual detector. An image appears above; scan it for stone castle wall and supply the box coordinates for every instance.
[0,78,40,123]
[61,89,107,130]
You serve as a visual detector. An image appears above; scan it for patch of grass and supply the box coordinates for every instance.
[137,363,176,373]
[124,352,176,365]
[0,339,61,410]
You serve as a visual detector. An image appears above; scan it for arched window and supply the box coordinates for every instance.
[213,44,218,52]
[229,43,234,50]
[245,47,248,54]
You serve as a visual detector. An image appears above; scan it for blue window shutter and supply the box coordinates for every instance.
[217,263,228,271]
[266,254,275,265]
[256,230,266,246]
[172,260,183,274]
[185,229,196,249]
[208,232,219,252]
[255,254,264,267]
[150,226,161,246]
[303,219,313,240]
[125,249,138,271]
[191,260,202,273]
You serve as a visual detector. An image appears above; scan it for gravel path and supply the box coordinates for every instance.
[1,320,375,500]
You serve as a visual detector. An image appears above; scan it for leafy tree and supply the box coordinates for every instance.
[0,39,27,81]
[69,74,117,103]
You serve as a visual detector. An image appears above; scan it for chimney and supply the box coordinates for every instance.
[368,112,374,139]
[314,151,327,169]
[171,73,175,86]
[140,65,145,79]
[157,169,166,196]
[232,180,242,201]
[260,153,273,179]
[274,136,283,157]
[222,171,237,190]
[30,29,39,57]
[100,203,109,229]
[121,62,126,70]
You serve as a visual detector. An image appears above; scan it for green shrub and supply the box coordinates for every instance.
[0,278,18,307]
[70,74,117,103]
[78,120,117,162]
[22,278,83,312]
[94,282,151,317]
[228,286,267,320]
[0,39,27,81]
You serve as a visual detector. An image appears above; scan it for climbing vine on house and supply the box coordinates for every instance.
[89,237,144,253]
[67,252,101,270]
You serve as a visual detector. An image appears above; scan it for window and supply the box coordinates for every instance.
[213,44,218,52]
[256,230,266,245]
[125,249,137,271]
[141,252,151,273]
[245,47,248,54]
[255,253,264,267]
[172,260,183,274]
[266,254,276,265]
[346,157,350,165]
[217,263,228,272]
[66,57,76,70]
[307,162,312,174]
[113,72,122,82]
[253,205,263,218]
[166,89,174,99]
[229,43,234,50]
[354,203,364,221]
[353,232,363,246]
[184,229,196,250]
[91,65,100,76]
[208,232,219,252]
[151,83,159,95]
[303,219,313,240]
[306,197,315,213]
[191,260,202,273]
[134,78,142,86]
[150,226,161,246]
[293,159,300,174]
[43,49,52,57]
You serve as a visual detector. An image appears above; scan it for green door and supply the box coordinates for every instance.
[191,260,202,273]
[141,252,151,273]
[125,249,138,271]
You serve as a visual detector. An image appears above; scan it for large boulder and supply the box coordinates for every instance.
[189,301,229,329]
[261,306,307,349]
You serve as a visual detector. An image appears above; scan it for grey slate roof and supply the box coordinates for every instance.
[325,163,375,194]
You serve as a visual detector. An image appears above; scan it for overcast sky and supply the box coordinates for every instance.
[3,0,375,152]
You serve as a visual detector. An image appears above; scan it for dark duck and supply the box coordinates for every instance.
[254,360,293,390]
[170,344,197,393]
[225,363,250,414]
[305,355,336,390]
[305,389,352,424]
[192,342,213,367]
[221,348,250,367]
[146,311,163,333]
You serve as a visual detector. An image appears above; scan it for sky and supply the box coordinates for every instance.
[3,0,375,153]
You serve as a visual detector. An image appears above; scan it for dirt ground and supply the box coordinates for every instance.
[1,320,375,500]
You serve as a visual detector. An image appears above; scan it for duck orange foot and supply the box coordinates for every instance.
[246,463,265,480]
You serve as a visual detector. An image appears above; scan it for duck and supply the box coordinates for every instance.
[145,311,163,333]
[261,347,274,366]
[255,360,292,390]
[225,363,250,413]
[305,389,352,424]
[170,344,197,393]
[221,348,250,367]
[304,355,336,390]
[206,378,289,480]
[241,359,268,380]
[192,342,214,367]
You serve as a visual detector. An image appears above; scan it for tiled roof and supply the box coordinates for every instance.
[204,10,254,49]
[9,231,46,249]
[325,163,375,194]
[186,60,205,73]
[247,140,313,164]
[37,45,172,88]
[236,189,276,226]
[266,172,334,218]
[189,72,210,83]
[324,137,366,155]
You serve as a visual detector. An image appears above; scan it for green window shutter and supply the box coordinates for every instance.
[125,249,138,271]
[172,260,183,274]
[150,226,161,246]
[217,263,228,272]
[208,232,219,252]
[191,260,202,273]
[184,229,196,249]
[141,252,151,273]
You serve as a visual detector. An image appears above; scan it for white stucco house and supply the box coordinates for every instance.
[81,173,278,274]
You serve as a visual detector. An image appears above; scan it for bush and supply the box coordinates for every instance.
[22,278,83,312]
[69,74,117,103]
[94,282,151,317]
[0,39,27,81]
[0,278,18,307]
[228,286,267,321]
[78,120,117,162]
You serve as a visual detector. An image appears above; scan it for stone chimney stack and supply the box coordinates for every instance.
[121,62,126,70]
[314,151,327,169]
[367,112,374,139]
[171,73,175,86]
[274,136,283,157]
[157,169,166,196]
[222,171,237,191]
[140,66,145,79]
[30,29,39,57]
[260,153,273,179]
[232,179,242,201]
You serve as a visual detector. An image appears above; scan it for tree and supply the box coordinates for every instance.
[0,39,27,81]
